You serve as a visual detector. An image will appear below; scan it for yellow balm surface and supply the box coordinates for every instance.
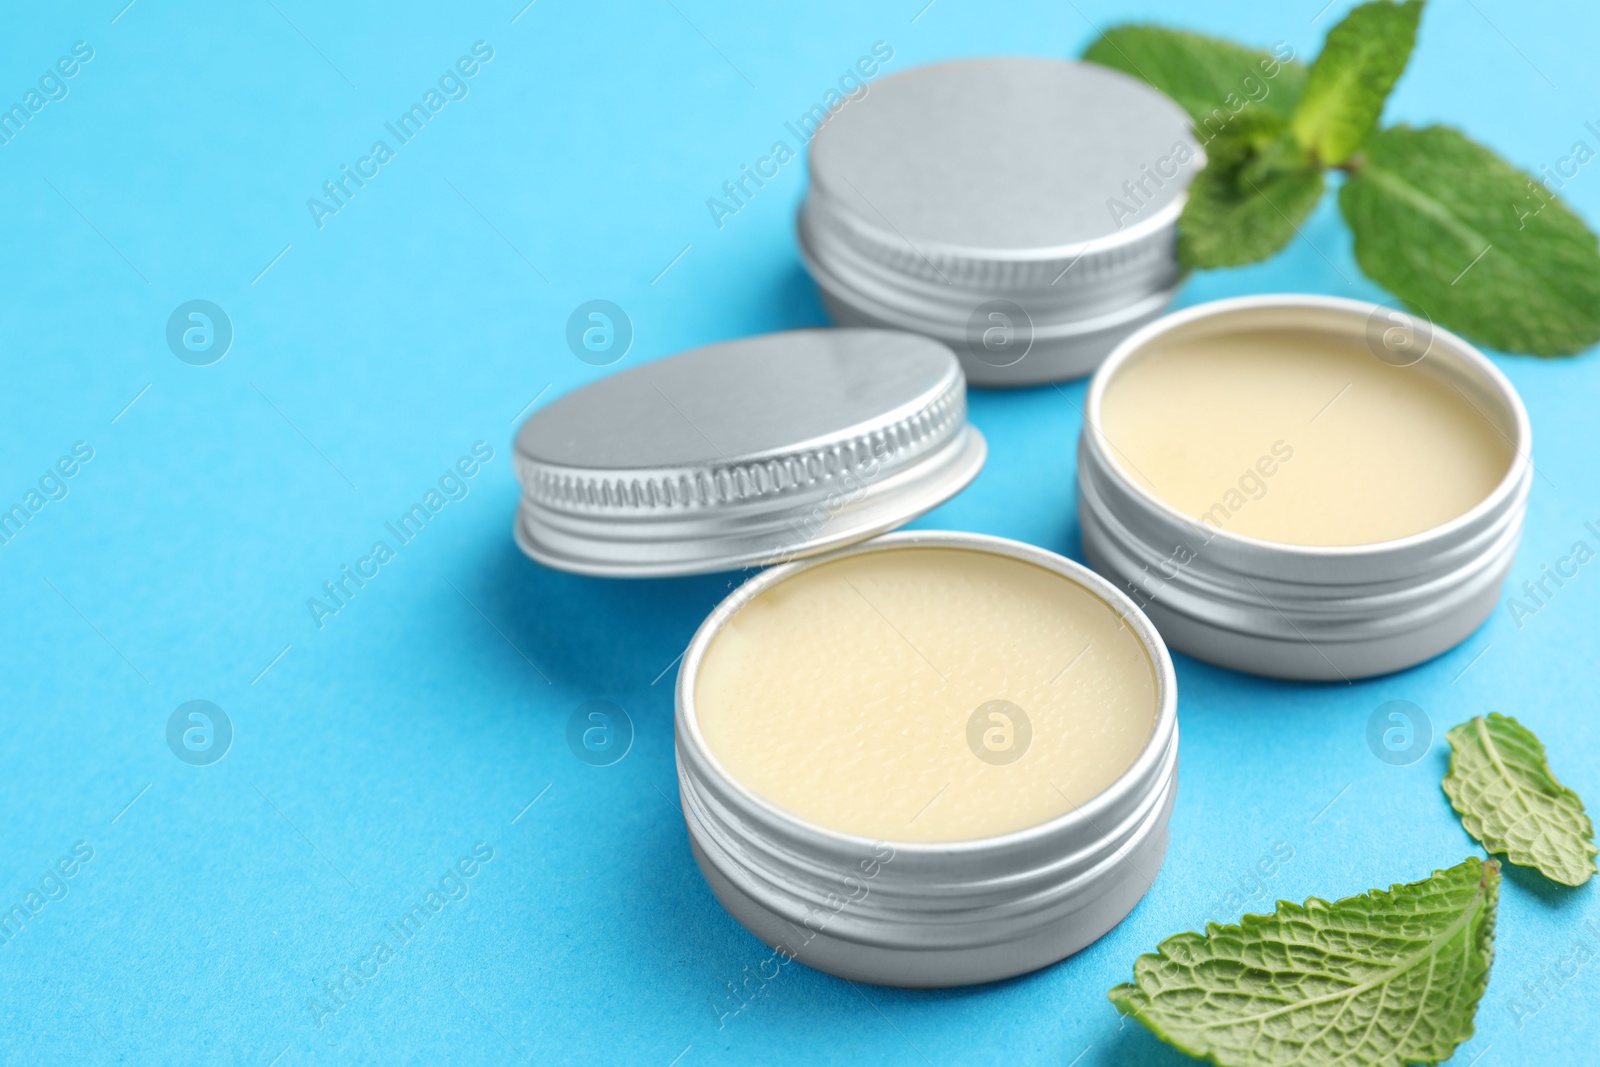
[1098,328,1513,546]
[693,547,1156,842]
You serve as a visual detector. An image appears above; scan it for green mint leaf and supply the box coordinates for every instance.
[1443,713,1597,886]
[1109,857,1498,1067]
[1290,0,1423,164]
[1178,120,1325,268]
[1340,124,1600,355]
[1081,24,1306,125]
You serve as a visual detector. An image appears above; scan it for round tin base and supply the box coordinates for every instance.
[689,813,1169,988]
[815,282,1178,388]
[1082,533,1509,681]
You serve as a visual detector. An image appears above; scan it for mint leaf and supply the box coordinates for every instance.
[1341,124,1600,355]
[1178,119,1325,268]
[1081,24,1306,124]
[1110,857,1498,1067]
[1443,713,1597,886]
[1290,0,1422,164]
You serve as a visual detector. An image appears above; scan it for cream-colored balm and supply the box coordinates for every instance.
[1099,328,1513,546]
[694,548,1156,842]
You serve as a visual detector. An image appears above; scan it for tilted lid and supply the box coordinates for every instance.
[513,329,986,576]
[804,57,1197,290]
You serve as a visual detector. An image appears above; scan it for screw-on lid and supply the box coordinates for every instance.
[513,329,986,576]
[804,57,1196,288]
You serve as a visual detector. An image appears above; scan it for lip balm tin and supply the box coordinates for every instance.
[676,531,1179,987]
[1078,295,1532,681]
[798,57,1198,387]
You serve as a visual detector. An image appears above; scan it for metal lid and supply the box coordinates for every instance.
[803,57,1197,290]
[513,329,986,576]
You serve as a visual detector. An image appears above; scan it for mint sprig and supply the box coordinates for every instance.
[1442,713,1597,886]
[1083,1,1600,356]
[1110,857,1499,1067]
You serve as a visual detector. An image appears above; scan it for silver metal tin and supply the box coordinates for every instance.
[1078,295,1533,681]
[513,329,985,577]
[675,531,1179,987]
[799,57,1198,387]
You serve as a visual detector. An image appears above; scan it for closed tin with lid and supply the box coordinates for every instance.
[798,57,1198,386]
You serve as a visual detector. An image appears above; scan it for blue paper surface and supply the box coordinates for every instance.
[2,1,1598,1063]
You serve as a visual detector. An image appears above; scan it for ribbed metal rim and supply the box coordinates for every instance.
[513,426,986,577]
[512,330,990,577]
[1078,456,1527,638]
[797,207,1184,338]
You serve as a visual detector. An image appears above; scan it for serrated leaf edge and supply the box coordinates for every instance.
[1108,858,1499,1066]
[1442,713,1597,886]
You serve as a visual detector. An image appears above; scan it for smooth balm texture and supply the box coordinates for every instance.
[1099,328,1513,545]
[694,548,1156,842]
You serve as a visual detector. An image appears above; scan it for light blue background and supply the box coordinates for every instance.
[2,1,1596,1063]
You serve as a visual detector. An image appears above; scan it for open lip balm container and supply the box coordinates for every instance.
[677,531,1177,987]
[798,57,1198,387]
[514,328,1179,986]
[1078,295,1532,681]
